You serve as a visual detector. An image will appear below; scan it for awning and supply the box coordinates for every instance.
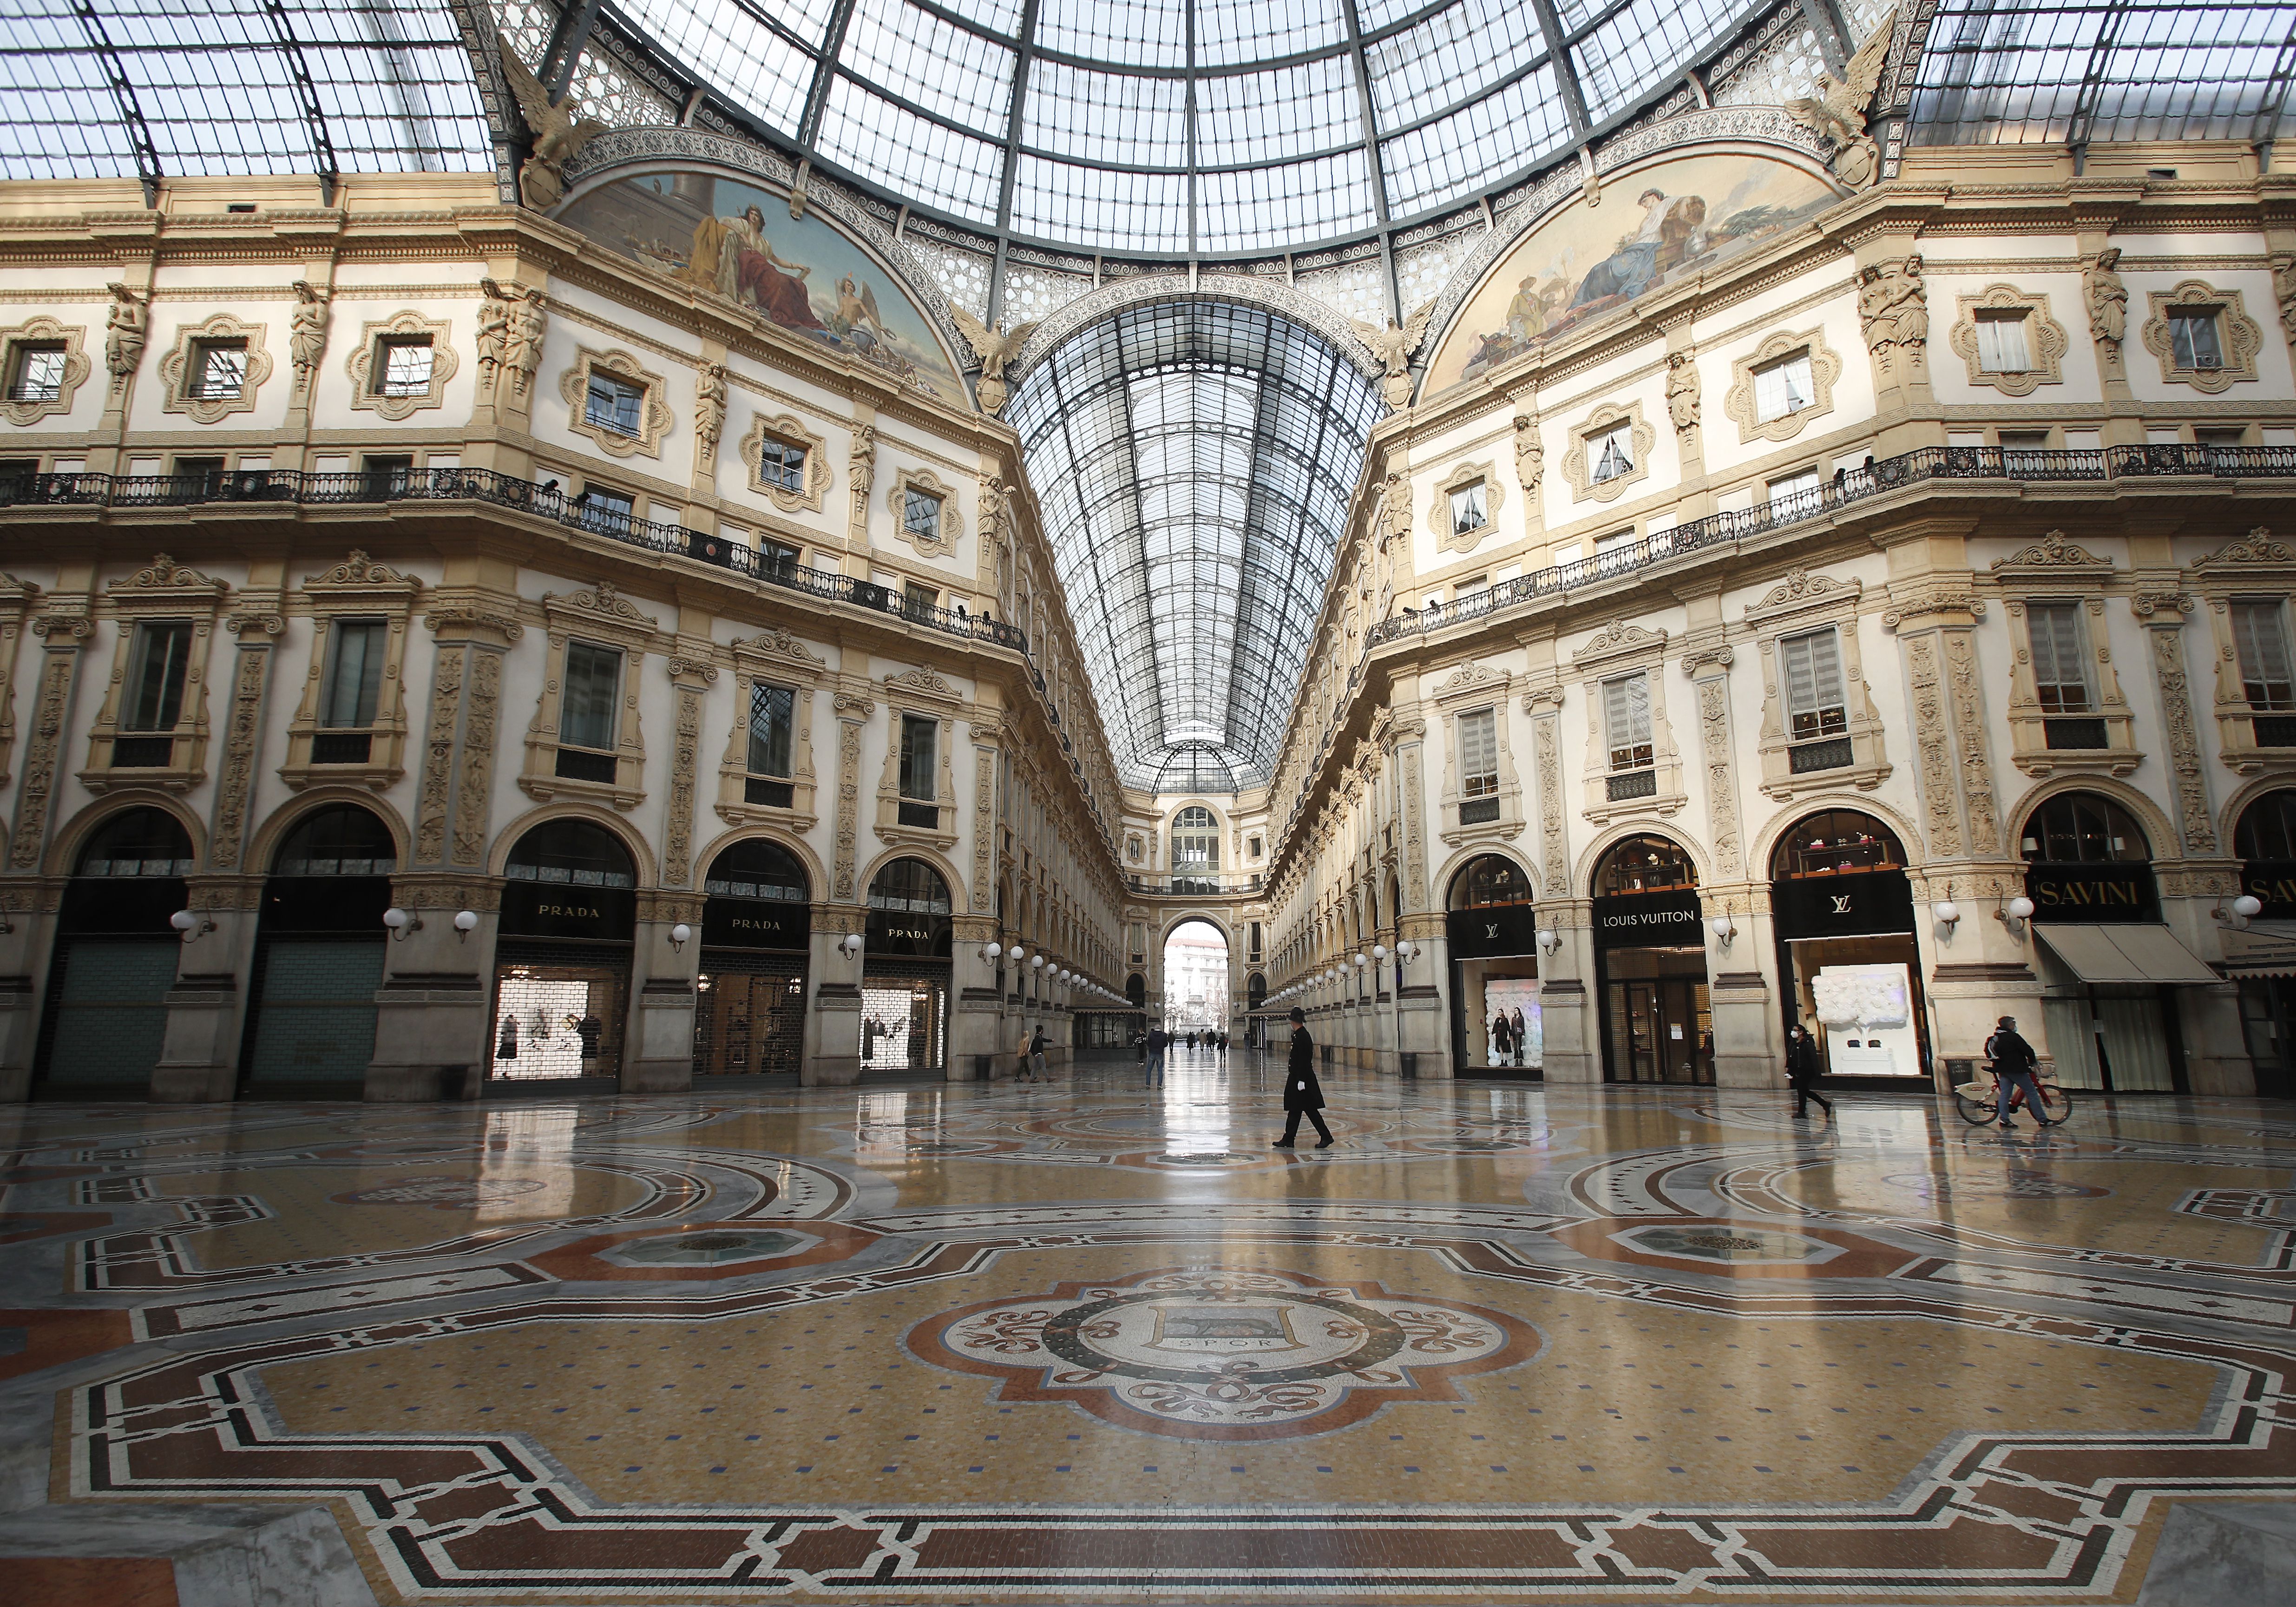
[2217,922,2296,979]
[2034,923,2220,984]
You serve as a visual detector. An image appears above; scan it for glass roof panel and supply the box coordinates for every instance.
[1380,62,1568,212]
[1006,299,1380,791]
[818,75,1006,222]
[937,0,1026,35]
[1198,148,1377,250]
[1010,152,1190,250]
[0,0,143,179]
[1570,0,1736,122]
[1196,54,1362,164]
[1024,57,1192,166]
[282,2,494,174]
[617,0,816,131]
[1035,0,1189,68]
[1195,0,1345,66]
[1910,0,2296,146]
[842,0,1016,138]
[1365,0,1542,128]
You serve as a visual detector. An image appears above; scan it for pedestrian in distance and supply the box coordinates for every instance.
[1786,1020,1831,1118]
[1146,1023,1170,1087]
[1013,1021,1037,1084]
[1986,1014,2046,1130]
[1030,1024,1050,1083]
[1491,1012,1513,1068]
[1273,1006,1333,1149]
[1510,1007,1528,1067]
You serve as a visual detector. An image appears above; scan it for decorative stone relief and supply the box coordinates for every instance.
[2142,603,2215,855]
[208,626,278,872]
[2140,281,2263,393]
[288,281,329,402]
[477,279,546,401]
[455,649,503,868]
[848,423,876,543]
[9,618,85,871]
[693,360,726,472]
[1943,631,2000,855]
[1990,528,2109,571]
[2084,249,2127,362]
[972,738,996,912]
[832,693,873,902]
[1529,699,1566,899]
[415,645,462,865]
[1402,740,1428,910]
[1947,284,2068,396]
[1903,633,1962,858]
[1856,255,1927,367]
[663,678,704,888]
[346,310,458,420]
[103,283,145,393]
[1693,672,1743,879]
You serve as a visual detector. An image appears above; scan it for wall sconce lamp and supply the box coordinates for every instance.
[1932,889,1961,935]
[453,909,479,942]
[1996,895,2036,937]
[668,922,693,953]
[840,933,863,958]
[1709,914,1737,948]
[982,942,1003,961]
[1536,928,1561,956]
[171,909,216,944]
[380,907,421,942]
[2220,893,2264,929]
[1372,943,1390,962]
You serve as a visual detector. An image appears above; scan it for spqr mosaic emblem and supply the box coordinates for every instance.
[911,1266,1538,1440]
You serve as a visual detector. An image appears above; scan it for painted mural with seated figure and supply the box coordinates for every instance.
[1429,151,1843,393]
[559,168,968,407]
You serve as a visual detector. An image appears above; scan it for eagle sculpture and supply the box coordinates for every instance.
[950,307,1041,415]
[499,41,609,211]
[1784,11,1897,190]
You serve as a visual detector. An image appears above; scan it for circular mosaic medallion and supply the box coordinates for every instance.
[330,1175,548,1209]
[912,1267,1537,1439]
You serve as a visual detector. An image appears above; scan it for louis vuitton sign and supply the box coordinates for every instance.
[1771,872,1916,940]
[1445,903,1541,959]
[1592,889,1705,948]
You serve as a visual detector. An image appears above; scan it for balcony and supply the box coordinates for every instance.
[1126,873,1264,896]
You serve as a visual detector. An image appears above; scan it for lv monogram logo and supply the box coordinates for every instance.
[1829,895,1852,914]
[1484,922,1499,939]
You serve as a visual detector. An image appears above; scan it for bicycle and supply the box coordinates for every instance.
[1954,1072,2075,1127]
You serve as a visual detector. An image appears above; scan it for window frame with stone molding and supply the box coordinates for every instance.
[2191,530,2296,772]
[1724,328,1844,445]
[738,410,832,514]
[279,551,420,792]
[1985,532,2141,777]
[346,311,458,421]
[558,346,675,459]
[1431,459,1503,556]
[1947,285,2068,397]
[0,316,91,426]
[2140,282,2264,394]
[1744,570,1891,801]
[1561,402,1654,504]
[519,583,659,810]
[874,667,962,850]
[886,467,964,560]
[1573,621,1686,824]
[1431,664,1523,848]
[157,313,272,425]
[80,555,230,793]
[716,626,825,829]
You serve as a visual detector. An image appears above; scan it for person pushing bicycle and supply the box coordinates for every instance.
[1984,1015,2047,1131]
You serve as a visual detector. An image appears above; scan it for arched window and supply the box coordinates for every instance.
[1594,835,1698,896]
[75,809,193,877]
[1451,853,1533,909]
[2235,790,2296,861]
[1171,806,1220,874]
[1770,810,1905,881]
[703,839,807,903]
[2018,793,2150,863]
[271,805,396,877]
[868,858,951,914]
[505,819,636,887]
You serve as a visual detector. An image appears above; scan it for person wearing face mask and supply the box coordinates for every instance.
[1786,1018,1831,1119]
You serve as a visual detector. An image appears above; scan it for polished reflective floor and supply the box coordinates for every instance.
[4,1046,2295,1603]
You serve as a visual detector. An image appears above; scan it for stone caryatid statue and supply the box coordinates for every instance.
[478,279,546,401]
[849,422,876,535]
[1859,255,1928,359]
[1351,300,1436,410]
[104,282,146,388]
[694,360,727,468]
[1784,9,1896,189]
[1513,413,1543,492]
[498,40,608,210]
[1665,351,1700,435]
[2085,247,2129,356]
[289,280,330,397]
[948,307,1040,415]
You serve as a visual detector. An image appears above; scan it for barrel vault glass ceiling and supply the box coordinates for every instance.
[1005,301,1382,793]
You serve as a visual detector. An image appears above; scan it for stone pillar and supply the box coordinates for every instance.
[0,613,91,1100]
[368,607,518,1100]
[951,915,1001,1081]
[1397,912,1449,1078]
[1522,677,1594,1082]
[807,908,863,1086]
[1681,639,1773,1088]
[623,654,715,1093]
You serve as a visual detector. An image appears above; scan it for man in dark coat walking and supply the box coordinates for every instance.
[1274,1007,1333,1148]
[1786,1020,1830,1118]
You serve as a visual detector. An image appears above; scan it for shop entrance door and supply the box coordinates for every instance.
[1603,967,1713,1085]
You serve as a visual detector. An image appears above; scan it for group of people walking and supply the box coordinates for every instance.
[1787,1013,2047,1128]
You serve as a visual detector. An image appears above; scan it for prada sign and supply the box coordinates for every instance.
[500,881,637,941]
[1593,888,1705,948]
[1771,872,1916,940]
[2024,863,2158,923]
[2242,861,2296,921]
[866,908,952,957]
[1446,904,1541,959]
[702,898,810,951]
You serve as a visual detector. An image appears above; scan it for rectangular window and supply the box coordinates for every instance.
[377,336,434,397]
[173,455,225,496]
[560,641,622,752]
[903,488,942,544]
[2234,599,2296,711]
[1753,351,1815,422]
[760,538,800,580]
[190,339,248,400]
[584,371,645,436]
[748,682,795,776]
[1780,626,1849,741]
[899,713,938,801]
[573,485,633,533]
[7,341,65,403]
[759,435,807,493]
[1248,921,1263,962]
[904,581,938,620]
[1247,835,1262,857]
[1450,480,1488,535]
[124,620,193,732]
[1767,468,1821,508]
[2169,308,2224,370]
[2026,601,2093,713]
[1459,707,1499,799]
[1603,672,1654,772]
[1975,310,2031,373]
[360,453,414,499]
[320,619,386,728]
[1589,423,1635,483]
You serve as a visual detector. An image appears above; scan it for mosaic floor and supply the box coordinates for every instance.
[4,1046,2296,1603]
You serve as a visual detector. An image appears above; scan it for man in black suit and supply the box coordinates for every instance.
[1274,1007,1333,1149]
